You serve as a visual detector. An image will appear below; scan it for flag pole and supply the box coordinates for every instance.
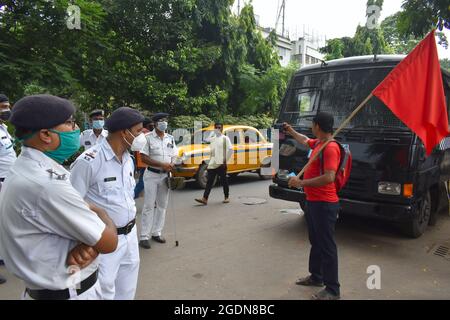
[296,93,374,178]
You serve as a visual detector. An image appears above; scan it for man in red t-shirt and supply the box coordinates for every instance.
[284,112,341,300]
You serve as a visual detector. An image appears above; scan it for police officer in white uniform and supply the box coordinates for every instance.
[0,93,17,285]
[139,113,178,249]
[71,107,145,300]
[0,95,118,300]
[80,109,108,150]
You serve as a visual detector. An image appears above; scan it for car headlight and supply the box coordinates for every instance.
[277,169,290,180]
[378,182,401,195]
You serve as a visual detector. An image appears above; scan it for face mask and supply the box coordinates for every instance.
[44,129,81,164]
[0,109,11,121]
[157,121,168,132]
[129,131,147,152]
[92,120,104,130]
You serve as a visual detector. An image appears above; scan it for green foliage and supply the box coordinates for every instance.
[397,0,450,40]
[171,114,274,130]
[441,59,450,72]
[320,2,393,59]
[1,0,287,122]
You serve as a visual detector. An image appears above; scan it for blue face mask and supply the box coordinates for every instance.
[44,129,81,164]
[92,120,104,130]
[157,121,168,132]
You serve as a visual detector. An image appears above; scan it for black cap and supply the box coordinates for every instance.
[10,94,75,130]
[152,112,169,122]
[105,107,144,133]
[0,94,9,103]
[313,112,334,133]
[89,109,104,118]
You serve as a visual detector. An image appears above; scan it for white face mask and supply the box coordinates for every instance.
[129,132,147,152]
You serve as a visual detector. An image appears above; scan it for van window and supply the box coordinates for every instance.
[279,67,407,129]
[285,88,319,113]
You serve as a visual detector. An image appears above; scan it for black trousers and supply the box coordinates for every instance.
[203,165,229,200]
[304,201,340,296]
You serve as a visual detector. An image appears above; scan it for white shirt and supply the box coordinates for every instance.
[207,134,233,169]
[80,129,108,149]
[70,140,136,228]
[140,130,178,168]
[0,147,105,290]
[0,123,17,178]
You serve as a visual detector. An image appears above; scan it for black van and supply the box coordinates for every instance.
[269,55,450,238]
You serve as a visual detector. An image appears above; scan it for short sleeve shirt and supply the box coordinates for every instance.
[70,140,136,228]
[304,139,341,203]
[140,131,178,167]
[0,147,105,290]
[80,129,108,149]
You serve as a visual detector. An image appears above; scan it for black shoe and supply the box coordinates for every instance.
[0,274,6,285]
[152,236,166,244]
[139,240,151,249]
[295,275,324,287]
[311,289,340,300]
[0,259,4,266]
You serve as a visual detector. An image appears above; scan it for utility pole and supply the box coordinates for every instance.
[275,0,286,37]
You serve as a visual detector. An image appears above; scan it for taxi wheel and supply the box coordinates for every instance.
[196,163,216,189]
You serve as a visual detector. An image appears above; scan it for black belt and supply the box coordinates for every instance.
[117,219,136,235]
[147,167,165,174]
[26,270,98,300]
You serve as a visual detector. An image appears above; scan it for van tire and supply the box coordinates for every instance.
[402,191,431,238]
[195,163,217,189]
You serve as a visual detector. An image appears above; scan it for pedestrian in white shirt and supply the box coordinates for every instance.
[195,123,233,205]
[70,107,145,300]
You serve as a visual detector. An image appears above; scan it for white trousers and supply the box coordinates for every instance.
[140,171,169,240]
[98,226,140,300]
[22,280,103,300]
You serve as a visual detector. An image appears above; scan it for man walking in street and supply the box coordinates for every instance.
[285,112,342,300]
[195,122,233,205]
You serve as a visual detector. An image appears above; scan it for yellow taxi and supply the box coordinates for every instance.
[173,125,273,188]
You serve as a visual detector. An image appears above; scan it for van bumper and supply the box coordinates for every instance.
[269,184,414,222]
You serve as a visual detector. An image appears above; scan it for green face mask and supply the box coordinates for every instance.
[44,129,81,164]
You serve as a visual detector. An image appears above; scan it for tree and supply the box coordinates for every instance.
[380,13,420,54]
[397,0,450,40]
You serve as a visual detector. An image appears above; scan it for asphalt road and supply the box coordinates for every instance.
[1,173,450,300]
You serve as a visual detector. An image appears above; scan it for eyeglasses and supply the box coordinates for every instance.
[64,118,77,130]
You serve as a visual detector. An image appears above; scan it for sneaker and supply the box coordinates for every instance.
[195,198,208,205]
[295,275,324,287]
[223,198,230,203]
[311,289,340,300]
[139,240,151,249]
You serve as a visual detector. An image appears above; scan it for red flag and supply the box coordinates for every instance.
[372,30,448,155]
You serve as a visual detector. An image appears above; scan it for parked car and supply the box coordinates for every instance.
[173,125,273,188]
[269,55,450,238]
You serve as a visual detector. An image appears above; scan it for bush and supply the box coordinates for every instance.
[170,114,274,130]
